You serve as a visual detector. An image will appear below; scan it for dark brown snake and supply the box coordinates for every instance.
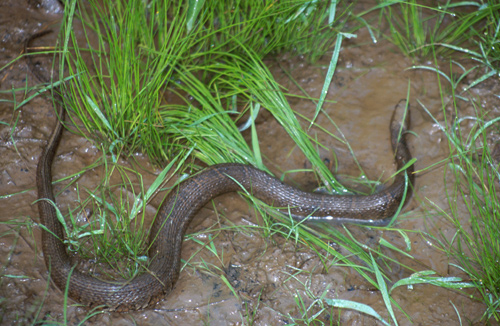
[29,39,414,312]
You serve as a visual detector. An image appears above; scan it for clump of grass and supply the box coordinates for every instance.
[406,20,500,318]
[432,5,500,90]
[375,6,500,319]
[62,0,191,163]
[71,152,185,280]
[168,49,346,190]
[448,119,500,321]
[423,99,500,321]
[60,0,344,166]
[377,0,455,58]
[374,0,500,62]
[190,0,345,62]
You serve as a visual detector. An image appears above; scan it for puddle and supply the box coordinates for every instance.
[1,1,498,325]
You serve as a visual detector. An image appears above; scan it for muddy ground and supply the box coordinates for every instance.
[1,1,499,325]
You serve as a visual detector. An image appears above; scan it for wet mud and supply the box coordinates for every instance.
[1,1,499,325]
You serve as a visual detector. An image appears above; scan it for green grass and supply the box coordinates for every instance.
[373,0,464,58]
[381,1,500,319]
[60,0,345,165]
[369,0,500,64]
[443,112,500,322]
[61,0,190,163]
[373,2,500,321]
[417,79,500,321]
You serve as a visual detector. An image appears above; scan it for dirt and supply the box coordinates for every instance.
[1,1,499,325]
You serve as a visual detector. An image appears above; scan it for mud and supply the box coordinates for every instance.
[1,1,499,325]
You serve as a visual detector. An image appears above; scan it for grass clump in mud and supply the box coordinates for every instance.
[380,1,500,322]
[420,86,500,321]
[377,0,500,68]
[444,111,500,322]
[61,0,345,164]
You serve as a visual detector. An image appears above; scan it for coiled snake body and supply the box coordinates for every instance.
[32,53,413,312]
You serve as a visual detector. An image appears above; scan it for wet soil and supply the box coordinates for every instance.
[1,1,499,325]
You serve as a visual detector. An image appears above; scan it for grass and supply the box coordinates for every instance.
[380,1,500,320]
[443,121,500,321]
[368,0,500,65]
[2,0,500,324]
[417,71,500,321]
[61,0,345,165]
[373,0,465,58]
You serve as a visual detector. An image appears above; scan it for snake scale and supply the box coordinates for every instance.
[29,37,414,312]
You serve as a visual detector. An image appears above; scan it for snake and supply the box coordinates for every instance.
[29,37,414,312]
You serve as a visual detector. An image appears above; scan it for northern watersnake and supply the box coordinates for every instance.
[29,36,414,312]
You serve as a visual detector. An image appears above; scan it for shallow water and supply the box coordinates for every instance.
[1,1,499,325]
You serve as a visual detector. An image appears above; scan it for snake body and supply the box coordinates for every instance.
[31,46,413,311]
[36,99,413,311]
